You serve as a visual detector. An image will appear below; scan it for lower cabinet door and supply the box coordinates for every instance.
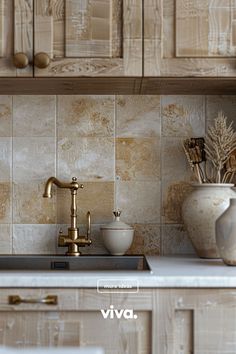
[157,289,236,354]
[0,288,152,354]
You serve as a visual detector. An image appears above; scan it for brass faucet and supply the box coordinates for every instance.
[43,176,92,256]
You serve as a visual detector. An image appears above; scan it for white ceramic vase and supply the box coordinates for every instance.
[100,211,134,256]
[216,198,236,266]
[182,184,236,259]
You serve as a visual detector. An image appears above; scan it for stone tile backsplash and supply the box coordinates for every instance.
[0,95,232,255]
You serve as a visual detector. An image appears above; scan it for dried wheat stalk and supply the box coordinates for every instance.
[204,112,236,183]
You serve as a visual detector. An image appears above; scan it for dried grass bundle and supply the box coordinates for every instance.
[204,112,236,183]
[183,112,236,184]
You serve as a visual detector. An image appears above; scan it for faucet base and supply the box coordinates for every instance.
[66,251,81,257]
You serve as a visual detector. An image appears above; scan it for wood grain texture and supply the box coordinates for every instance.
[176,0,209,57]
[1,77,236,94]
[175,310,193,354]
[14,0,33,57]
[34,0,142,77]
[141,77,236,94]
[14,0,33,77]
[0,288,151,353]
[35,0,64,58]
[176,0,236,57]
[0,0,3,57]
[0,78,142,94]
[65,0,121,58]
[0,0,17,76]
[34,15,53,58]
[144,0,236,76]
[157,289,236,354]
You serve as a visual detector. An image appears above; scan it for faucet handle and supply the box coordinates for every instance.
[70,177,84,191]
[86,211,91,240]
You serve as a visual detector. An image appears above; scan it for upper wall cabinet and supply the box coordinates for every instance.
[144,0,236,76]
[34,0,142,77]
[0,0,33,77]
[0,0,142,77]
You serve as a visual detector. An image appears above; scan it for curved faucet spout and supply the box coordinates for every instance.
[43,176,83,198]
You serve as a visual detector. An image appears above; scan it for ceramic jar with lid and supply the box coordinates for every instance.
[100,210,134,255]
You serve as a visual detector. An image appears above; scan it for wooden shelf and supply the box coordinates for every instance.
[141,77,236,95]
[0,77,236,95]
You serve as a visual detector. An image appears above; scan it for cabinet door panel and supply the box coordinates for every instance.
[0,0,15,76]
[0,311,151,353]
[157,289,236,354]
[34,0,142,77]
[0,289,152,353]
[14,0,33,77]
[0,0,33,77]
[0,0,3,57]
[144,0,236,76]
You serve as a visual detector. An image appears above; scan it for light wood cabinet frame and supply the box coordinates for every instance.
[144,0,236,77]
[34,0,143,77]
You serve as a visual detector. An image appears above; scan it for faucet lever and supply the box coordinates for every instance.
[87,211,91,240]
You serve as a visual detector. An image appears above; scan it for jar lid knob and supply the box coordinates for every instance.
[113,210,121,217]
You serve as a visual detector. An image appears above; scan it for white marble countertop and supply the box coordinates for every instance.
[0,256,236,288]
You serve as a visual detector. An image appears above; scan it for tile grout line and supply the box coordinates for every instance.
[55,95,59,252]
[114,95,117,211]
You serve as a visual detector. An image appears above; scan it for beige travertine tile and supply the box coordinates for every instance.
[162,137,194,181]
[125,224,161,255]
[127,226,144,254]
[206,96,236,130]
[13,224,57,254]
[161,96,205,137]
[58,95,115,137]
[116,96,160,137]
[13,181,56,224]
[116,138,160,181]
[56,224,108,255]
[0,96,12,137]
[0,182,11,224]
[57,182,114,224]
[143,224,161,255]
[13,137,56,181]
[162,224,195,255]
[161,137,195,224]
[162,181,193,224]
[116,181,161,224]
[13,96,56,137]
[0,224,12,254]
[0,138,12,181]
[57,137,115,181]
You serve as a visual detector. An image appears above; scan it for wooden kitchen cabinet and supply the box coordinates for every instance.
[157,289,236,354]
[0,0,142,78]
[144,0,236,76]
[34,0,142,77]
[0,0,33,77]
[0,287,236,353]
[0,288,152,353]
